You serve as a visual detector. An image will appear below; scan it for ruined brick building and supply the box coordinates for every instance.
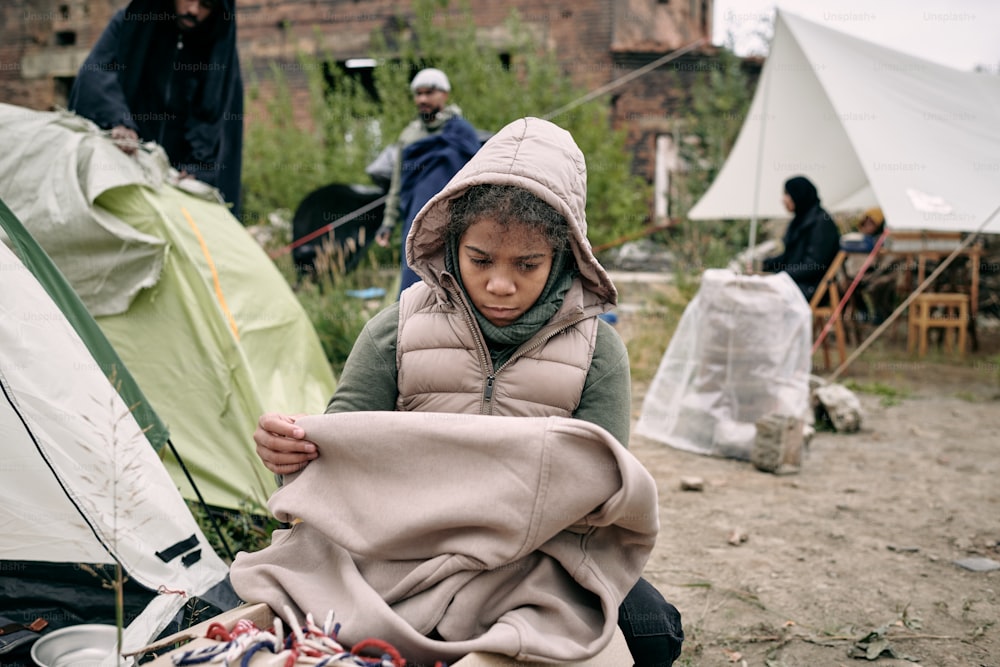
[1,0,757,222]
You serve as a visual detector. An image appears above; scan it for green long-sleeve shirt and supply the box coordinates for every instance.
[325,303,633,447]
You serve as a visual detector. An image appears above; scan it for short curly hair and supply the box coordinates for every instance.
[446,185,569,252]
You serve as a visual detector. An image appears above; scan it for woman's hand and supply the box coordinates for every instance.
[255,412,318,475]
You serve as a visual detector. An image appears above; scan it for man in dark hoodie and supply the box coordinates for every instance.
[762,175,841,301]
[69,0,244,219]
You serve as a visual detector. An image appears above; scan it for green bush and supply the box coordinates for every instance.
[240,0,650,248]
[668,45,756,274]
[293,257,398,378]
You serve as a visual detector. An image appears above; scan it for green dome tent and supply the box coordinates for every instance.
[0,103,337,511]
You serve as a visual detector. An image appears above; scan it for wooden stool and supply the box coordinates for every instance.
[907,293,969,357]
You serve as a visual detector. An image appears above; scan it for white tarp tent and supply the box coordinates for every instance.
[688,10,1000,237]
[0,234,230,659]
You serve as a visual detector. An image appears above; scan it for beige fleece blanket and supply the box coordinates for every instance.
[229,411,658,665]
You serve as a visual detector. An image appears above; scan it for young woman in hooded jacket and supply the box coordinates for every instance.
[254,117,683,666]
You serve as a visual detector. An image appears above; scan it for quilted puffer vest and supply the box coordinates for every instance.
[395,280,600,416]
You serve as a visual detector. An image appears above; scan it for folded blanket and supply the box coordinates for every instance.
[230,411,658,664]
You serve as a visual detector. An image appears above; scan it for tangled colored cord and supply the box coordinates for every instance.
[170,605,446,667]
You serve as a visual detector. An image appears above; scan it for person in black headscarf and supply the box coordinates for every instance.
[762,175,841,301]
[69,0,244,220]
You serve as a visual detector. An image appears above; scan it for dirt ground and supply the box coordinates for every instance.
[615,276,1000,667]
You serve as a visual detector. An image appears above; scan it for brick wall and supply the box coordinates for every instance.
[1,0,721,185]
[611,51,716,181]
[234,0,621,129]
[1,0,120,109]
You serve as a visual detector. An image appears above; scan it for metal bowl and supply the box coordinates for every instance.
[30,624,120,667]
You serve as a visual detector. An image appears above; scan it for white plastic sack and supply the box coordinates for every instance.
[636,269,812,459]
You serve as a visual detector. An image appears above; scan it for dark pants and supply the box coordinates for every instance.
[618,577,684,667]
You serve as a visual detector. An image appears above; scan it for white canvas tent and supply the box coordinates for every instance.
[0,218,231,659]
[688,10,1000,238]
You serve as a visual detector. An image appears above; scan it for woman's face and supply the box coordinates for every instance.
[782,193,795,213]
[458,218,554,327]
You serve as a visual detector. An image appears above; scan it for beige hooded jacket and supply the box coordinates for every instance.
[229,410,658,665]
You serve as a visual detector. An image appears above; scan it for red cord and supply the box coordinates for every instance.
[351,637,407,667]
[204,622,232,642]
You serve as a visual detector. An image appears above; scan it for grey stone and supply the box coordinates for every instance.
[953,557,1000,572]
[752,413,804,474]
[813,383,863,432]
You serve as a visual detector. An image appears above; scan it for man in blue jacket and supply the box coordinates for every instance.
[374,68,483,295]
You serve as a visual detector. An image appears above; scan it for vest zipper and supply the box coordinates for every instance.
[445,280,496,414]
[444,277,597,415]
[486,311,593,407]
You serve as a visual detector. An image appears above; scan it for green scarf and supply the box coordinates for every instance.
[445,235,575,368]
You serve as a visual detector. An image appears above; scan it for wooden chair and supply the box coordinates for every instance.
[907,292,970,357]
[914,246,981,353]
[810,251,848,371]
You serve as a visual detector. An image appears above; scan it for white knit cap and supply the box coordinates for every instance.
[410,68,451,92]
